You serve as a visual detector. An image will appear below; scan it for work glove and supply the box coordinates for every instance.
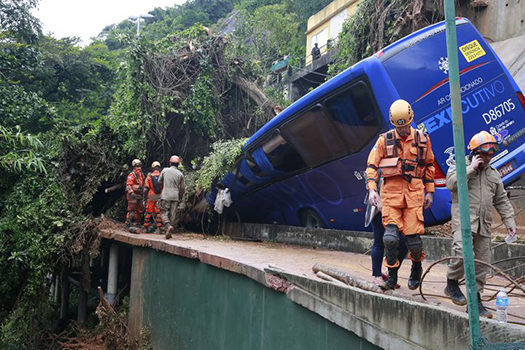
[368,189,381,210]
[424,192,433,209]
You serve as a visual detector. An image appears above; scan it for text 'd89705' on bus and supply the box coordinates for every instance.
[210,18,525,231]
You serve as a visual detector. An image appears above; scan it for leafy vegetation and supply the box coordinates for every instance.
[329,0,444,75]
[1,0,394,346]
[191,138,247,194]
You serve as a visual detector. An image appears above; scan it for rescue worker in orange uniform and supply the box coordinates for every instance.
[143,161,163,234]
[366,99,435,290]
[126,159,145,229]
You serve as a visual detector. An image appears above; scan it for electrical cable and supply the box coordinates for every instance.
[419,256,525,299]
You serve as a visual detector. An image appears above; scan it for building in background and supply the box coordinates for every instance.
[284,0,524,102]
[305,0,362,66]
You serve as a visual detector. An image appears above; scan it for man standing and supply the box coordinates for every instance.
[444,131,516,318]
[366,99,435,290]
[311,43,321,61]
[126,159,145,229]
[159,155,185,239]
[143,161,163,234]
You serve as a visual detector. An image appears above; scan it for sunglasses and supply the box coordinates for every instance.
[476,143,499,154]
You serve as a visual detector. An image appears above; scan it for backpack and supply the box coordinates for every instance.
[151,175,162,194]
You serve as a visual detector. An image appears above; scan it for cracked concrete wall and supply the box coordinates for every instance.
[464,0,525,42]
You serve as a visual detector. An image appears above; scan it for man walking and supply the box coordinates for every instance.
[444,131,516,318]
[159,155,185,239]
[366,99,435,290]
[143,161,163,234]
[126,159,145,230]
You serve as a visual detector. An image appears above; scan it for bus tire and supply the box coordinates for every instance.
[299,209,325,229]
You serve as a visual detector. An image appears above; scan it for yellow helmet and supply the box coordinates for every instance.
[151,161,161,168]
[131,159,142,167]
[389,99,414,127]
[467,131,499,153]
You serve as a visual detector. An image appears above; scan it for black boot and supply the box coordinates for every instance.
[444,279,467,305]
[165,226,174,239]
[408,262,423,290]
[381,268,398,290]
[477,292,492,318]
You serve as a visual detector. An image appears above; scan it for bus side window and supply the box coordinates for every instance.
[279,106,347,167]
[325,81,381,153]
[260,134,306,173]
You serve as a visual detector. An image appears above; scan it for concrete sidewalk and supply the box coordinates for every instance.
[100,224,525,350]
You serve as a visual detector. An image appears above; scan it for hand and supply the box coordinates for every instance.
[471,154,483,170]
[424,192,433,209]
[368,189,380,208]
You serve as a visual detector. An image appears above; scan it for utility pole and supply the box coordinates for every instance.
[443,1,483,349]
[129,14,155,37]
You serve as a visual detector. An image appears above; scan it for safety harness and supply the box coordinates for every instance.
[378,129,431,183]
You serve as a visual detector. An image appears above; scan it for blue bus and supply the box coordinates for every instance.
[211,18,525,231]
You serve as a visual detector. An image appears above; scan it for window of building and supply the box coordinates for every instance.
[311,27,328,49]
[330,9,347,41]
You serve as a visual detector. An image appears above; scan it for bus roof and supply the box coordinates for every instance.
[377,18,469,62]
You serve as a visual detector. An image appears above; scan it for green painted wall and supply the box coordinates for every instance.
[131,248,380,350]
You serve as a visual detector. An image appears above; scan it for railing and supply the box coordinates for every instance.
[305,39,338,66]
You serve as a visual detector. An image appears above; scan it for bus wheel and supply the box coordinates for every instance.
[300,209,325,229]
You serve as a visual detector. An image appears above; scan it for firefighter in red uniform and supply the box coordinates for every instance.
[143,161,163,233]
[366,100,435,290]
[126,159,145,229]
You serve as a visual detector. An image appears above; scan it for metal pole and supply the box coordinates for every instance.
[107,244,119,305]
[443,1,482,349]
[137,17,141,37]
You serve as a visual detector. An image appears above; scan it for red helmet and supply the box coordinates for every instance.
[169,155,181,164]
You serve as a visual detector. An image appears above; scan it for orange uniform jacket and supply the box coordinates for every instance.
[126,169,145,194]
[366,127,435,209]
[144,170,162,199]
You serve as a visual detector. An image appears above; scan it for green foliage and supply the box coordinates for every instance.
[0,0,41,43]
[0,125,46,173]
[328,0,375,75]
[229,4,301,79]
[0,82,55,132]
[0,175,72,347]
[191,138,247,193]
[98,0,236,49]
[0,0,335,346]
[329,0,443,76]
[182,64,218,136]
